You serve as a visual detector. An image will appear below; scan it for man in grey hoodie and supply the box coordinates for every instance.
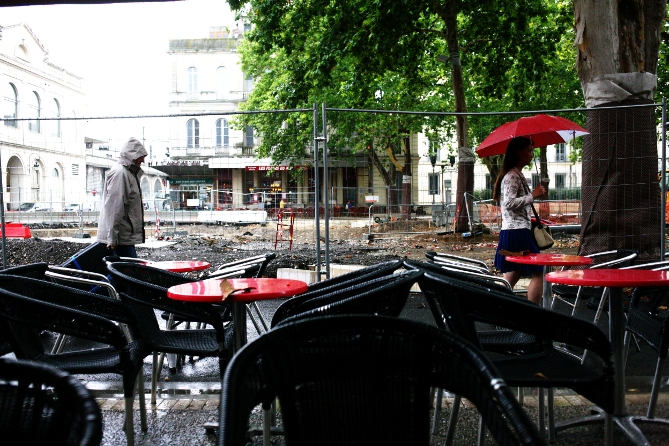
[97,137,148,258]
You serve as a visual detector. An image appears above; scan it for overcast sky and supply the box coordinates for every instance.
[1,0,237,152]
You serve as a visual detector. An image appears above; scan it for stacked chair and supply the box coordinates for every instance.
[0,274,147,446]
[218,315,545,446]
[270,260,406,327]
[411,263,615,445]
[550,249,638,316]
[0,358,102,446]
[106,262,232,405]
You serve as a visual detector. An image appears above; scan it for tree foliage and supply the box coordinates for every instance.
[229,0,583,181]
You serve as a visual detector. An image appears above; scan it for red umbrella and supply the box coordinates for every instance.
[475,114,588,157]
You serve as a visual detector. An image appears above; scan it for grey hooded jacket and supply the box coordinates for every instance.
[97,138,148,246]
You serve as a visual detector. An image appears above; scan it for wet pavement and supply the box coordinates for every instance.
[72,292,669,445]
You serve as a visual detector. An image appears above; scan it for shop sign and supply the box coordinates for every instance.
[245,166,307,171]
[173,178,213,185]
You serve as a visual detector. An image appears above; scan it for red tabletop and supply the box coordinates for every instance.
[546,269,669,288]
[506,253,593,267]
[146,260,211,273]
[167,278,308,303]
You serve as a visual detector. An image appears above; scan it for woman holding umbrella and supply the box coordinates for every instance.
[492,136,546,305]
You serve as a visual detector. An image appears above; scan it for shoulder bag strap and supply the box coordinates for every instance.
[520,175,543,225]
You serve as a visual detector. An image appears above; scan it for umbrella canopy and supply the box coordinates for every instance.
[475,114,588,157]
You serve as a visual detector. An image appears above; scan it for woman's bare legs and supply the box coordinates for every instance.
[504,271,521,288]
[527,272,544,305]
[504,271,543,305]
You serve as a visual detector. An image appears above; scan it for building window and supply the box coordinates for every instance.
[216,66,227,100]
[555,173,566,189]
[51,98,61,137]
[28,91,41,133]
[555,143,566,162]
[187,67,198,99]
[244,75,253,93]
[216,118,229,147]
[245,126,254,147]
[428,173,439,195]
[531,173,539,189]
[187,119,199,148]
[3,83,18,127]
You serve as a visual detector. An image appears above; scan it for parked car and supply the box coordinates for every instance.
[64,203,95,212]
[18,202,52,212]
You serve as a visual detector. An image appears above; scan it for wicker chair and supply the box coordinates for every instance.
[218,315,545,446]
[106,262,231,404]
[418,271,615,445]
[624,264,669,422]
[0,358,102,446]
[271,269,422,327]
[270,260,404,327]
[0,275,147,446]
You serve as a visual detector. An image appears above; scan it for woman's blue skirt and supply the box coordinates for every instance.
[494,228,543,275]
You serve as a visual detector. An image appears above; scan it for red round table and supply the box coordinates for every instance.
[146,260,210,273]
[506,253,592,308]
[168,278,308,351]
[546,269,669,444]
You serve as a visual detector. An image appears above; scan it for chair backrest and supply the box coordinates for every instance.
[425,251,490,271]
[107,262,224,340]
[0,262,49,279]
[0,358,102,446]
[60,242,111,276]
[207,253,276,279]
[0,275,132,357]
[305,260,404,292]
[271,260,404,326]
[219,315,545,446]
[272,269,422,327]
[405,260,513,293]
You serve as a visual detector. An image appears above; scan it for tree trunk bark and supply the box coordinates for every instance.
[574,0,666,260]
[443,0,473,233]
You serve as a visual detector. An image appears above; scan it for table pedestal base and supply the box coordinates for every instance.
[555,407,669,446]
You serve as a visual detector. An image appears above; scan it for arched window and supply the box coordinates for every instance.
[28,91,40,133]
[216,118,229,147]
[51,98,61,137]
[3,83,18,127]
[187,67,198,99]
[216,66,227,100]
[187,119,199,148]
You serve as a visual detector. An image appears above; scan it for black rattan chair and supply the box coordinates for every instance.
[624,280,669,421]
[418,272,615,444]
[0,358,103,446]
[271,269,422,327]
[0,275,147,446]
[106,262,231,404]
[270,260,405,327]
[218,315,545,446]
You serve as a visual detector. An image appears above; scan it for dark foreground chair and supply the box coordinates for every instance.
[218,315,545,446]
[418,272,615,444]
[0,358,102,446]
[0,275,147,446]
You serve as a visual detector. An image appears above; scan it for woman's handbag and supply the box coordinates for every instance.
[531,216,555,250]
[522,181,554,250]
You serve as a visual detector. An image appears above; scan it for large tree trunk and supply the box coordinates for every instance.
[575,0,666,260]
[443,0,473,233]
